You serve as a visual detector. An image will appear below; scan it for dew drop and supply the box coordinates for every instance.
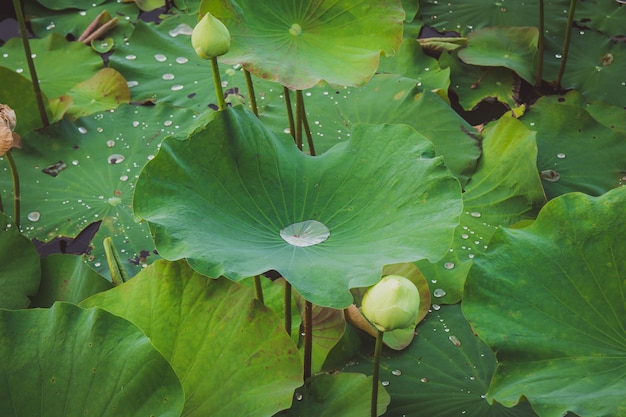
[120,175,129,182]
[16,68,23,73]
[72,160,79,166]
[171,85,184,91]
[127,80,139,88]
[555,53,562,59]
[461,233,469,239]
[295,392,303,401]
[433,288,447,298]
[420,377,429,383]
[448,335,462,347]
[106,140,116,148]
[46,23,55,30]
[176,56,188,64]
[443,261,455,270]
[107,154,125,164]
[154,54,167,62]
[431,304,441,311]
[94,262,101,267]
[470,211,481,218]
[381,381,390,387]
[280,220,330,247]
[168,23,193,37]
[556,152,566,159]
[28,211,41,222]
[392,369,402,376]
[164,120,173,127]
[132,121,140,127]
[162,73,175,80]
[125,54,137,60]
[78,127,88,134]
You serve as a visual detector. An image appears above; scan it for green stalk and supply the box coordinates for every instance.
[211,57,227,111]
[555,0,577,90]
[284,281,292,336]
[303,300,313,380]
[244,69,259,117]
[283,87,296,142]
[535,0,545,87]
[294,90,304,150]
[253,275,264,305]
[371,329,384,417]
[297,91,316,156]
[12,0,49,127]
[5,151,20,229]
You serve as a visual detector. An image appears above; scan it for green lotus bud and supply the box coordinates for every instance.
[191,12,231,60]
[361,275,420,332]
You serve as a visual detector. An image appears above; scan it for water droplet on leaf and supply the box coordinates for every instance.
[280,220,330,247]
[433,288,447,298]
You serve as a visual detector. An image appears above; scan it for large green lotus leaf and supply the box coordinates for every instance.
[585,99,626,136]
[377,38,451,93]
[463,187,626,417]
[0,102,197,278]
[202,0,405,89]
[284,372,390,416]
[81,259,303,417]
[332,82,480,184]
[28,0,137,45]
[345,304,539,417]
[521,91,626,199]
[417,116,545,303]
[0,67,52,136]
[0,212,40,309]
[30,254,113,308]
[0,34,102,100]
[551,30,626,107]
[0,302,184,417]
[133,106,462,308]
[419,0,568,37]
[458,26,538,84]
[65,68,131,120]
[576,0,626,35]
[439,51,517,111]
[258,77,480,183]
[108,16,222,110]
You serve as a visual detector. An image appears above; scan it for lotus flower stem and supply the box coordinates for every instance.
[12,0,49,128]
[370,328,384,417]
[5,151,20,229]
[555,0,577,90]
[253,275,264,305]
[244,69,259,116]
[535,0,545,86]
[283,87,296,142]
[303,300,313,380]
[296,91,316,156]
[284,281,292,336]
[294,90,304,150]
[211,57,227,111]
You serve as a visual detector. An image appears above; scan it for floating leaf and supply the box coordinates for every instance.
[458,26,538,84]
[521,91,626,199]
[284,372,390,417]
[134,106,462,308]
[417,116,545,303]
[464,188,626,417]
[30,254,113,308]
[0,212,40,309]
[1,103,197,277]
[203,0,405,89]
[346,304,539,417]
[0,34,102,100]
[0,302,184,417]
[65,68,131,120]
[82,259,302,417]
